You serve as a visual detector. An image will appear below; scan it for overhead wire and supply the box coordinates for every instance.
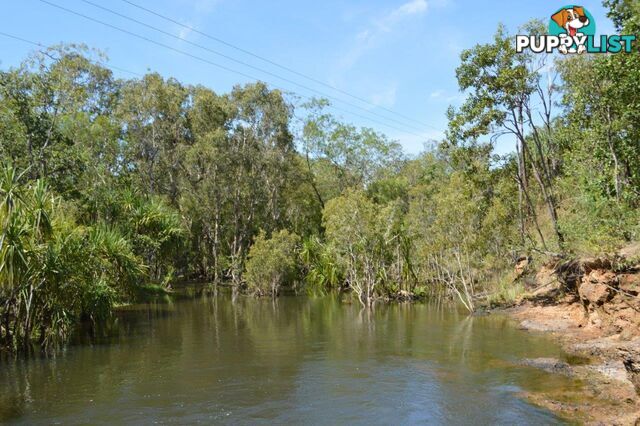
[118,0,440,131]
[0,29,432,138]
[77,0,432,134]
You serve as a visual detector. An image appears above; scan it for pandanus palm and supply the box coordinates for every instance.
[129,197,185,283]
[0,163,148,350]
[301,236,341,295]
[0,165,31,291]
[0,165,32,347]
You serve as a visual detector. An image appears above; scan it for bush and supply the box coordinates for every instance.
[244,230,300,297]
[0,165,145,351]
[322,189,411,306]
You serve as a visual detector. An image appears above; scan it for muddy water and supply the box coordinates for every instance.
[0,293,582,424]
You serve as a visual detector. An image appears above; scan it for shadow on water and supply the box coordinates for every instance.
[0,288,582,424]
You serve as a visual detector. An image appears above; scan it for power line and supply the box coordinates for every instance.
[0,31,44,48]
[0,31,143,77]
[0,30,431,138]
[36,0,440,137]
[119,0,438,131]
[77,0,430,134]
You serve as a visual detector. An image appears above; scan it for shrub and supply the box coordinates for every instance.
[0,165,145,350]
[244,230,300,297]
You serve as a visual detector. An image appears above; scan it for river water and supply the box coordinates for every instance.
[0,292,583,424]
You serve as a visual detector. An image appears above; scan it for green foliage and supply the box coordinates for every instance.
[0,45,117,195]
[449,22,566,251]
[402,147,519,311]
[300,236,341,295]
[0,164,144,350]
[4,3,640,349]
[300,98,405,203]
[604,0,640,31]
[555,9,640,253]
[322,189,413,306]
[448,24,535,142]
[244,230,300,297]
[485,275,525,307]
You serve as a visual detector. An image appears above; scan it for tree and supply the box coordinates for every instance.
[117,73,190,203]
[244,230,300,297]
[404,146,518,312]
[322,189,410,306]
[0,45,117,195]
[448,23,564,251]
[300,99,405,203]
[553,5,640,251]
[179,82,310,284]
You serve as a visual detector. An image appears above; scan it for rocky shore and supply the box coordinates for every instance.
[500,246,640,424]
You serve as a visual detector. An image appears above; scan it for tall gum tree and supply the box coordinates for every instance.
[447,23,564,252]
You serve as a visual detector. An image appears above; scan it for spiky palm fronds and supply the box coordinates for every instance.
[0,164,147,351]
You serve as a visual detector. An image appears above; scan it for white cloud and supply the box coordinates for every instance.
[193,0,221,13]
[400,0,429,14]
[369,84,398,107]
[337,0,432,71]
[376,0,429,32]
[429,89,462,103]
[173,0,221,40]
[177,22,196,40]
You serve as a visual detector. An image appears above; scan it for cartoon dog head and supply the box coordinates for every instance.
[551,6,590,36]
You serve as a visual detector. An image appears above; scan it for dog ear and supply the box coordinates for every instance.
[573,6,585,16]
[551,9,569,28]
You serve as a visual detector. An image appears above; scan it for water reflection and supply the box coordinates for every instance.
[0,292,579,424]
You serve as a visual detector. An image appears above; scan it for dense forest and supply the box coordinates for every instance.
[1,1,639,351]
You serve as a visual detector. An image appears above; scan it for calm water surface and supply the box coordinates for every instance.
[0,292,582,424]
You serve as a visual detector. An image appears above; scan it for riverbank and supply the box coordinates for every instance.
[495,249,640,424]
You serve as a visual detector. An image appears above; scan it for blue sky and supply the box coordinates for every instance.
[0,0,616,155]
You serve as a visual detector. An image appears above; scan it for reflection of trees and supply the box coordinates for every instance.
[0,294,581,423]
[448,315,475,363]
[0,292,314,422]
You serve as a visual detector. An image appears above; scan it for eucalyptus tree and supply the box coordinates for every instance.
[553,5,640,251]
[300,99,405,202]
[117,72,190,204]
[404,147,519,311]
[322,189,411,306]
[447,23,563,251]
[179,82,312,283]
[180,85,233,280]
[224,82,294,280]
[0,45,118,195]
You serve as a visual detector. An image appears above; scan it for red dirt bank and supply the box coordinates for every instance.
[500,250,640,424]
